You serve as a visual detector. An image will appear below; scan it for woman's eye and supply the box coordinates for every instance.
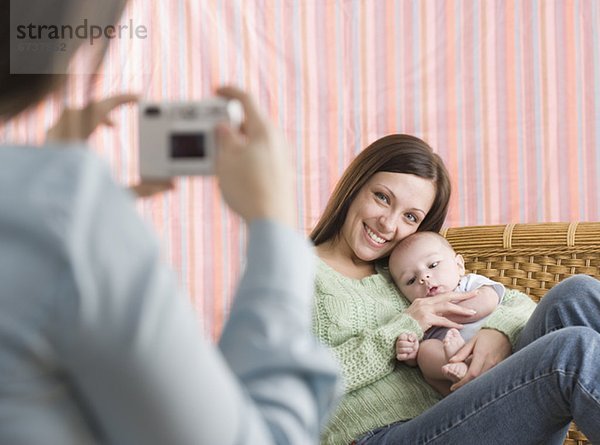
[374,192,389,204]
[406,277,415,286]
[405,213,417,223]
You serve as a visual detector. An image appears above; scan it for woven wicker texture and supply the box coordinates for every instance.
[442,222,600,445]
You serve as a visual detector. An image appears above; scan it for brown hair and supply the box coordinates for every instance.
[0,0,127,119]
[310,134,451,245]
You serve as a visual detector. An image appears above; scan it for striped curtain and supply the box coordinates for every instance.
[2,0,599,339]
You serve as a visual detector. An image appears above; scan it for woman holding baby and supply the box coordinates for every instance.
[311,134,600,444]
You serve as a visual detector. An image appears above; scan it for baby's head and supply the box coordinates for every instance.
[389,231,465,302]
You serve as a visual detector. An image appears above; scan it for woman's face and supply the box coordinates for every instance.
[338,172,437,264]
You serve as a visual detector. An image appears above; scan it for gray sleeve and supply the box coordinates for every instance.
[55,155,339,445]
[461,273,505,304]
[219,220,341,444]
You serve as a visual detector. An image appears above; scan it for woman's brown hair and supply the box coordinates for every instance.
[310,134,451,245]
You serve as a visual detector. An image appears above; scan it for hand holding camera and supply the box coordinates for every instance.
[139,87,295,226]
[213,87,296,227]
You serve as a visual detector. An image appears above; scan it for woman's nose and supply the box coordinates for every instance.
[377,214,395,233]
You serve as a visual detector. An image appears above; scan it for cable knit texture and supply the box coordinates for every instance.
[313,259,537,445]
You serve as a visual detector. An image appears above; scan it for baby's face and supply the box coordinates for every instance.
[390,234,465,302]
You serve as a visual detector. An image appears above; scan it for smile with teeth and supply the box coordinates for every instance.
[364,224,387,245]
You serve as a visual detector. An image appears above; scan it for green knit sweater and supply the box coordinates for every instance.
[313,259,537,445]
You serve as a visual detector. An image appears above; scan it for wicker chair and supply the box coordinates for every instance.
[441,222,600,445]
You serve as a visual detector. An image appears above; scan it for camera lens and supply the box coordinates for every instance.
[144,106,161,116]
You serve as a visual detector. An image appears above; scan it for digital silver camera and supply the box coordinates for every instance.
[138,98,243,178]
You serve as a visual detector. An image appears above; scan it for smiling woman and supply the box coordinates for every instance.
[309,134,458,442]
[310,135,449,282]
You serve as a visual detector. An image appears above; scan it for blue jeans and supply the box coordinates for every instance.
[356,275,600,445]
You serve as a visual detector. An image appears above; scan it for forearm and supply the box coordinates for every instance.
[219,220,340,443]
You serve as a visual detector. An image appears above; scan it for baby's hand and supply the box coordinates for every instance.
[396,333,419,362]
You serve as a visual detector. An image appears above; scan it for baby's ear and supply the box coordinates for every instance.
[455,254,466,275]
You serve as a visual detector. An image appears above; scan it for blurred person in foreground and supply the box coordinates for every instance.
[0,1,339,444]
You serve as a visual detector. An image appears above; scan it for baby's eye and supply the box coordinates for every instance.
[374,192,390,204]
[406,277,415,286]
[429,262,439,269]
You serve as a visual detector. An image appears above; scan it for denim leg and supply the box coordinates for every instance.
[516,275,600,351]
[358,327,600,445]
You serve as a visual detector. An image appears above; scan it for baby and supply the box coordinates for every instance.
[389,231,504,396]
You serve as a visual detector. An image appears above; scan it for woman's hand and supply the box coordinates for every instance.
[448,328,512,392]
[47,94,173,199]
[445,285,500,324]
[404,290,479,332]
[214,86,295,227]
